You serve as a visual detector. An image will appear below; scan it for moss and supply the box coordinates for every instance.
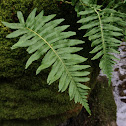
[87,76,117,126]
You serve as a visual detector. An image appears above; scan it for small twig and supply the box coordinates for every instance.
[79,0,102,11]
[79,0,88,7]
[59,0,72,4]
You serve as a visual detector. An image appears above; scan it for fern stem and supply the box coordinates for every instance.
[59,0,72,4]
[79,0,90,7]
[79,0,101,10]
[94,9,106,55]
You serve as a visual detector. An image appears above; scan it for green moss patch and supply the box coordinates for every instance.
[87,76,117,126]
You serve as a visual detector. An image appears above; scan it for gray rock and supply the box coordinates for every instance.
[114,67,119,72]
[118,71,126,81]
[120,55,126,59]
[121,65,126,69]
[120,98,126,103]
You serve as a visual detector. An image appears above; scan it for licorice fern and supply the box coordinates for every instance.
[61,0,126,84]
[77,1,126,84]
[2,8,91,114]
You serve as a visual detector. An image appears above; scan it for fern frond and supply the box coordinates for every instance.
[2,8,91,114]
[78,6,125,85]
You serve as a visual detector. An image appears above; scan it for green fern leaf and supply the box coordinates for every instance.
[78,6,125,85]
[2,8,91,114]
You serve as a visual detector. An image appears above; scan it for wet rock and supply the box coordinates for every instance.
[123,90,126,94]
[121,80,126,89]
[122,48,126,52]
[110,121,117,126]
[121,65,126,69]
[114,67,119,72]
[118,80,126,96]
[118,72,126,81]
[118,80,126,89]
[112,42,126,126]
[120,42,126,46]
[120,46,126,51]
[120,55,126,59]
[119,90,126,97]
[120,98,126,103]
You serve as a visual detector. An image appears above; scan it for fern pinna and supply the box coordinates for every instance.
[77,1,125,84]
[2,8,91,114]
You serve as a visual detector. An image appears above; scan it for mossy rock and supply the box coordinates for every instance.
[87,75,117,126]
[61,75,117,126]
[0,0,82,125]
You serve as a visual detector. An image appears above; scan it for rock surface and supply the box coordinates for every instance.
[112,42,126,126]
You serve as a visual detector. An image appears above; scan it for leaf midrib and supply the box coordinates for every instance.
[94,9,106,56]
[79,0,106,56]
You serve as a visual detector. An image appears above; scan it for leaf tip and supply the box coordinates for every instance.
[6,34,11,38]
[1,21,5,24]
[91,57,95,60]
[36,70,39,75]
[11,46,15,50]
[108,79,112,86]
[25,64,29,69]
